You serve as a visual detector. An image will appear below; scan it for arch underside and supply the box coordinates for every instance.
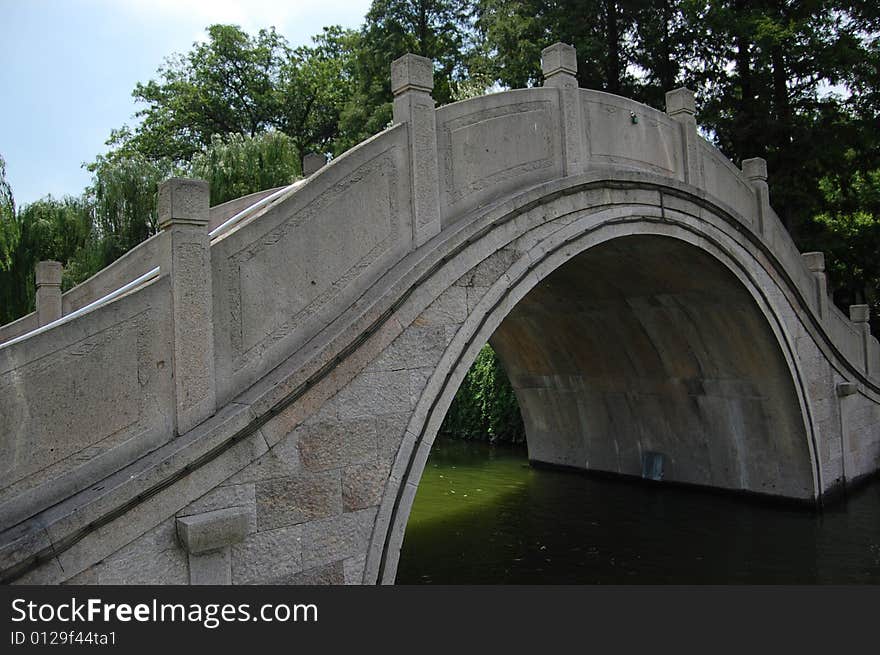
[491,234,814,499]
[377,197,824,583]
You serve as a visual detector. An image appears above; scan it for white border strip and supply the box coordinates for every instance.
[2,178,306,349]
[209,179,306,239]
[0,266,161,350]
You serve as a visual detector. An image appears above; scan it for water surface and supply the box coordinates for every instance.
[396,438,880,584]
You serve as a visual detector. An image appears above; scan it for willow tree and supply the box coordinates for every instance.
[190,131,301,206]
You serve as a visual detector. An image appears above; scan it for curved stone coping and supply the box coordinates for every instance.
[2,169,877,583]
[0,310,38,345]
[60,231,168,316]
[0,266,160,351]
[209,180,305,239]
[0,184,296,346]
[208,187,287,232]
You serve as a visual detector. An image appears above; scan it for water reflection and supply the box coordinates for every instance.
[397,438,880,584]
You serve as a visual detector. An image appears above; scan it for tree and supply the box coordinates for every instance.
[119,25,289,163]
[337,0,474,151]
[86,153,173,269]
[278,26,360,158]
[190,131,300,205]
[476,0,646,96]
[441,344,525,443]
[0,194,94,323]
[112,24,358,167]
[0,154,17,272]
[810,166,880,335]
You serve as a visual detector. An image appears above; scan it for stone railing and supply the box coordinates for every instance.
[0,41,877,533]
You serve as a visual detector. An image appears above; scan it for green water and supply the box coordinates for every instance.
[396,438,880,584]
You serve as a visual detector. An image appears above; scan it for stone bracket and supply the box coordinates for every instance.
[177,507,249,585]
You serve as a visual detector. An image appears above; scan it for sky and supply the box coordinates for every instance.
[0,0,373,206]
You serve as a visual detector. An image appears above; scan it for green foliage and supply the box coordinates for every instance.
[280,26,360,157]
[115,24,358,165]
[809,166,880,333]
[0,194,94,323]
[0,154,17,272]
[191,132,300,205]
[441,344,525,443]
[122,25,289,162]
[87,153,172,269]
[337,0,475,151]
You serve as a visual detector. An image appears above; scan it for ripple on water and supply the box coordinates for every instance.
[397,437,880,584]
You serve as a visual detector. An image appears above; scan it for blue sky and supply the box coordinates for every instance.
[0,0,373,206]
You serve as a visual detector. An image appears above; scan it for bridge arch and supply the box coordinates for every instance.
[367,180,821,584]
[2,44,878,586]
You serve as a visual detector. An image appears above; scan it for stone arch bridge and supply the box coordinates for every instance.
[1,44,878,585]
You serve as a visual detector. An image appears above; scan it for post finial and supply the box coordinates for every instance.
[391,53,434,96]
[850,305,870,324]
[742,157,768,182]
[541,43,578,87]
[158,178,210,230]
[665,87,695,118]
[802,252,825,273]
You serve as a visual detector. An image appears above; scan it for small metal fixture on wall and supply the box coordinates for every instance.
[642,451,664,481]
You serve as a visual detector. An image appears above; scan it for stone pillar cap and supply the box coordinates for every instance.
[302,152,326,176]
[742,157,768,182]
[391,53,434,96]
[802,252,825,273]
[541,42,578,78]
[665,87,695,117]
[158,177,210,230]
[35,260,63,287]
[849,304,870,324]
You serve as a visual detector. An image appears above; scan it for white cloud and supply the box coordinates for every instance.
[106,0,372,41]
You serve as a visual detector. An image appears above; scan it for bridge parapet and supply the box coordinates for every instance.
[0,260,174,529]
[209,121,413,405]
[1,41,879,585]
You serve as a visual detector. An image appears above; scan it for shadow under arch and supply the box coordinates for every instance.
[372,217,819,585]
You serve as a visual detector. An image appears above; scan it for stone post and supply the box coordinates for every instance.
[302,152,326,176]
[35,260,62,327]
[802,252,829,319]
[177,508,248,584]
[666,87,702,188]
[392,53,441,248]
[836,381,859,486]
[542,42,584,176]
[159,178,216,435]
[849,304,871,375]
[742,157,769,237]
